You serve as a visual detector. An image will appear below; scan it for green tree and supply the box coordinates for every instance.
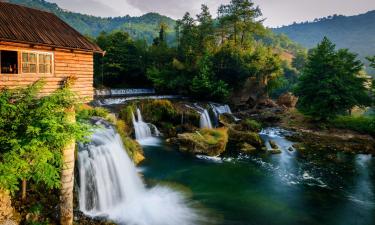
[191,53,230,101]
[0,81,90,195]
[94,31,149,87]
[218,0,263,47]
[294,37,371,120]
[196,5,215,52]
[292,50,308,71]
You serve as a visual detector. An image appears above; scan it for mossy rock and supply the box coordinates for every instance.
[269,149,282,154]
[228,127,263,148]
[269,140,278,149]
[115,119,145,164]
[177,128,228,156]
[240,119,262,132]
[240,143,257,154]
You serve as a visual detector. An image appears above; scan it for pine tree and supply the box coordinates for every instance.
[294,37,371,120]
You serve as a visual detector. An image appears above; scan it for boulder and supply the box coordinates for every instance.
[240,143,257,154]
[269,149,282,154]
[0,189,19,225]
[228,127,263,148]
[269,140,278,149]
[277,92,298,108]
[177,128,228,156]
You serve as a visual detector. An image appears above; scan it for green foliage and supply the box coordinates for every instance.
[294,37,372,121]
[94,31,150,87]
[0,81,91,193]
[191,53,230,101]
[332,115,375,136]
[119,104,137,126]
[141,100,177,122]
[367,56,375,69]
[76,105,110,121]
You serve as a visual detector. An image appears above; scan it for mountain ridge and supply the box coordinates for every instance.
[7,0,177,44]
[273,10,375,71]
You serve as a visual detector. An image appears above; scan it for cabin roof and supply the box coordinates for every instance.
[0,2,103,53]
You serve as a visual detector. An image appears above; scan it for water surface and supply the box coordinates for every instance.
[141,130,375,225]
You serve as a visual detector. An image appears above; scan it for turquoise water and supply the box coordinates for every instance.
[140,133,375,225]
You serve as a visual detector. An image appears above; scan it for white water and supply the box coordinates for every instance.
[132,108,161,145]
[78,122,198,225]
[200,109,213,129]
[186,104,213,129]
[96,95,182,106]
[210,103,240,122]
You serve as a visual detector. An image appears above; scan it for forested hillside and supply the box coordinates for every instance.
[8,0,177,44]
[8,0,303,54]
[273,11,375,71]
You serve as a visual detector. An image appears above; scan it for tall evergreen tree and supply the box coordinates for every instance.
[294,37,371,120]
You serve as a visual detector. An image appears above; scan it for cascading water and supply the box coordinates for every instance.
[77,120,198,225]
[200,109,213,129]
[210,103,240,124]
[132,108,161,145]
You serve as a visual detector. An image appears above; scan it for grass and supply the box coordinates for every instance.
[332,115,375,136]
[196,128,229,146]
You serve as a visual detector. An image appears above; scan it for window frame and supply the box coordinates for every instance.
[21,50,54,75]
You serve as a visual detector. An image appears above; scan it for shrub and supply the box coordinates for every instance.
[76,104,110,121]
[119,104,136,126]
[0,81,91,193]
[141,100,177,123]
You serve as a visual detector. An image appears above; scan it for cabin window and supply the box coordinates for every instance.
[22,52,37,73]
[0,50,18,74]
[38,54,52,74]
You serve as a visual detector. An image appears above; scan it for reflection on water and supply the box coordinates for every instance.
[141,128,375,225]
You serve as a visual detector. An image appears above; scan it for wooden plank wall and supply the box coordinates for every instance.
[0,42,94,102]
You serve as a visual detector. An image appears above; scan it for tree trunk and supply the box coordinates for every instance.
[21,179,26,202]
[60,107,76,225]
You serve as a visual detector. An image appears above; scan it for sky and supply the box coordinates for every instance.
[50,0,375,27]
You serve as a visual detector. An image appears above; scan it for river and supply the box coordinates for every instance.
[140,130,374,225]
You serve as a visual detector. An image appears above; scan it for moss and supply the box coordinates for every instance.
[119,104,136,126]
[115,119,145,164]
[228,127,263,148]
[141,100,177,122]
[76,104,114,122]
[177,128,228,156]
[241,119,262,132]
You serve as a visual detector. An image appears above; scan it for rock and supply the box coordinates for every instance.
[228,127,263,148]
[277,92,298,108]
[269,140,278,149]
[240,143,257,154]
[133,151,145,165]
[288,147,294,152]
[0,189,20,224]
[177,128,228,156]
[269,149,282,154]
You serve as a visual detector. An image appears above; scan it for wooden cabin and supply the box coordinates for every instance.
[0,2,103,101]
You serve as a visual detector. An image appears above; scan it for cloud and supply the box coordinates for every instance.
[48,0,375,27]
[52,0,120,17]
[125,0,229,19]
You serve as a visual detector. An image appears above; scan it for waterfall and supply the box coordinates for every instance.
[78,121,198,225]
[132,108,161,144]
[210,103,240,123]
[200,109,213,129]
